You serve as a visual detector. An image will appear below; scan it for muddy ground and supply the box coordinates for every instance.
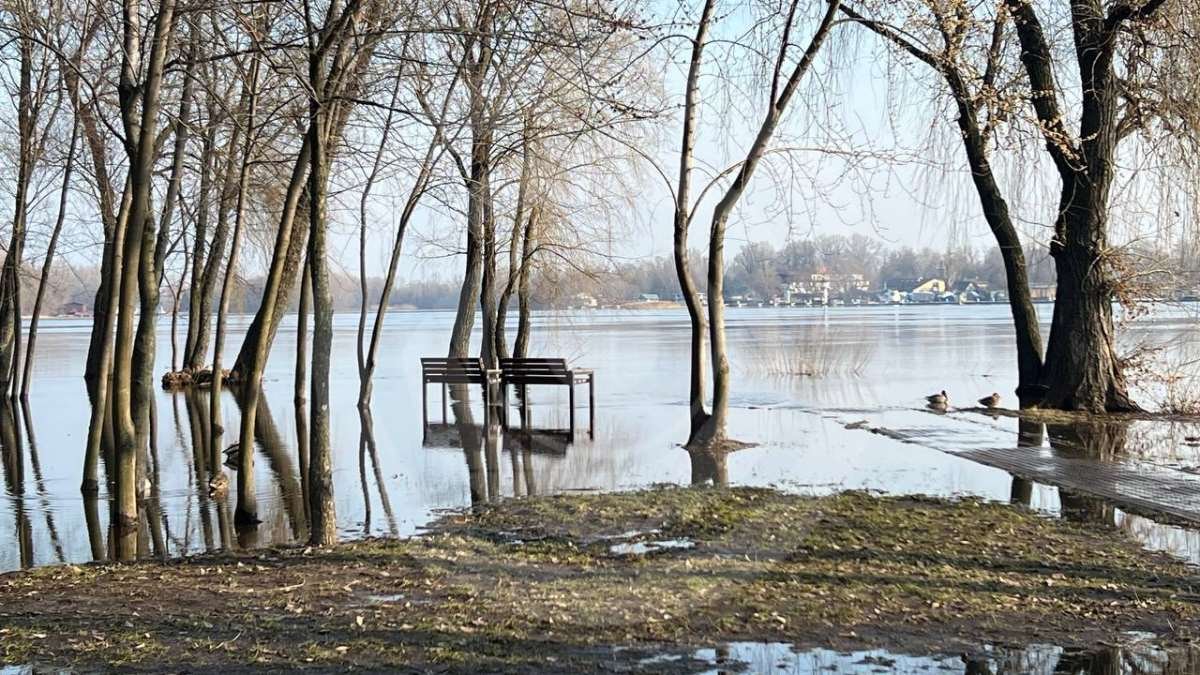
[3,487,1200,673]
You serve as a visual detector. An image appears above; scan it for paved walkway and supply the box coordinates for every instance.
[958,446,1200,524]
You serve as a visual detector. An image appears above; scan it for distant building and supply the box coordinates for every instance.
[951,280,991,303]
[637,293,659,302]
[782,272,870,305]
[883,277,947,302]
[571,293,598,308]
[59,301,91,317]
[1029,283,1056,301]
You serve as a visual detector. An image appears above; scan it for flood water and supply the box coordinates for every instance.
[4,303,1200,573]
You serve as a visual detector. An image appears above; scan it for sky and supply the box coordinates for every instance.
[0,0,1091,285]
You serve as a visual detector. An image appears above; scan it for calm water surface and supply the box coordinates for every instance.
[3,303,1200,572]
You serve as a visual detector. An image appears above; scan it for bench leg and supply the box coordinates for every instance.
[422,381,428,432]
[521,385,529,429]
[569,383,576,436]
[588,376,595,438]
[441,382,447,423]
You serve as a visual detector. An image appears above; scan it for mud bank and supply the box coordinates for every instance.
[3,487,1200,673]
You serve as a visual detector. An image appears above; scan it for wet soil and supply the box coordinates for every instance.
[3,487,1200,673]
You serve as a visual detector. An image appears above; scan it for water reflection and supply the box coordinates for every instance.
[6,307,1200,572]
[692,639,1200,674]
[0,400,31,568]
[357,407,397,536]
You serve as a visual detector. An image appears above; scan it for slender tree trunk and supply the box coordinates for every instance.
[111,0,177,560]
[21,109,79,400]
[494,130,531,362]
[356,75,402,407]
[0,32,37,395]
[216,52,261,527]
[448,6,495,361]
[674,0,718,444]
[305,17,340,545]
[187,124,240,372]
[513,207,538,358]
[480,167,498,369]
[945,78,1044,408]
[448,147,488,360]
[295,257,311,510]
[698,0,838,445]
[307,118,337,545]
[183,120,216,370]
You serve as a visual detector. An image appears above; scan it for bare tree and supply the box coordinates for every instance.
[667,0,841,446]
[839,1,1045,406]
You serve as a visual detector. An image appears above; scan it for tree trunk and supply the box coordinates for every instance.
[295,257,311,511]
[448,7,495,362]
[1005,0,1142,412]
[494,131,531,362]
[183,122,216,370]
[0,32,36,394]
[513,207,538,358]
[307,114,337,546]
[21,108,79,399]
[479,168,498,369]
[448,137,489,360]
[1040,200,1136,411]
[949,91,1045,407]
[111,0,177,560]
[186,126,240,372]
[674,0,717,445]
[217,51,261,527]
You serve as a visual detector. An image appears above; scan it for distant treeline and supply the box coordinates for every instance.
[23,235,1065,314]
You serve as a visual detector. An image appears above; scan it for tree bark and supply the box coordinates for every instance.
[513,207,538,358]
[21,104,79,399]
[111,0,177,560]
[215,50,262,527]
[0,30,37,394]
[674,0,717,445]
[842,5,1045,407]
[1005,0,1145,412]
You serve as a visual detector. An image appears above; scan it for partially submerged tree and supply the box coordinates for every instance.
[839,0,1045,407]
[670,0,842,446]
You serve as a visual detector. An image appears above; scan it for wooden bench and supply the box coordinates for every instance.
[420,358,497,428]
[499,357,594,436]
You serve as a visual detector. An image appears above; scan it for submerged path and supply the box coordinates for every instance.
[959,446,1200,524]
[836,407,1200,526]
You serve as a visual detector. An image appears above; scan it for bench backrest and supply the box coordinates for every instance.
[500,357,570,383]
[421,357,486,383]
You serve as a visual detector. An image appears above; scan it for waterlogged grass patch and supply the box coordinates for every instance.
[1,487,1200,673]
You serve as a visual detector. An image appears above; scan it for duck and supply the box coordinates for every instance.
[978,392,1001,409]
[208,472,229,496]
[222,442,241,468]
[925,390,948,406]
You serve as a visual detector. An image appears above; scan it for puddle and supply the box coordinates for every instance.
[609,539,695,556]
[363,593,405,604]
[658,635,1200,674]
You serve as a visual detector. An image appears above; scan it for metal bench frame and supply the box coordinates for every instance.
[420,358,497,430]
[498,357,594,436]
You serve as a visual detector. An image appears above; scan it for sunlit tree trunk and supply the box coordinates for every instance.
[21,106,79,400]
[0,28,37,395]
[513,207,538,358]
[673,0,717,445]
[110,0,177,560]
[448,3,496,362]
[212,43,262,526]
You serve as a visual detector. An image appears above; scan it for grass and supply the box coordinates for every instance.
[2,487,1200,673]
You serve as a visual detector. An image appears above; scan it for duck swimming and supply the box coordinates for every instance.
[925,390,948,406]
[978,392,1001,408]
